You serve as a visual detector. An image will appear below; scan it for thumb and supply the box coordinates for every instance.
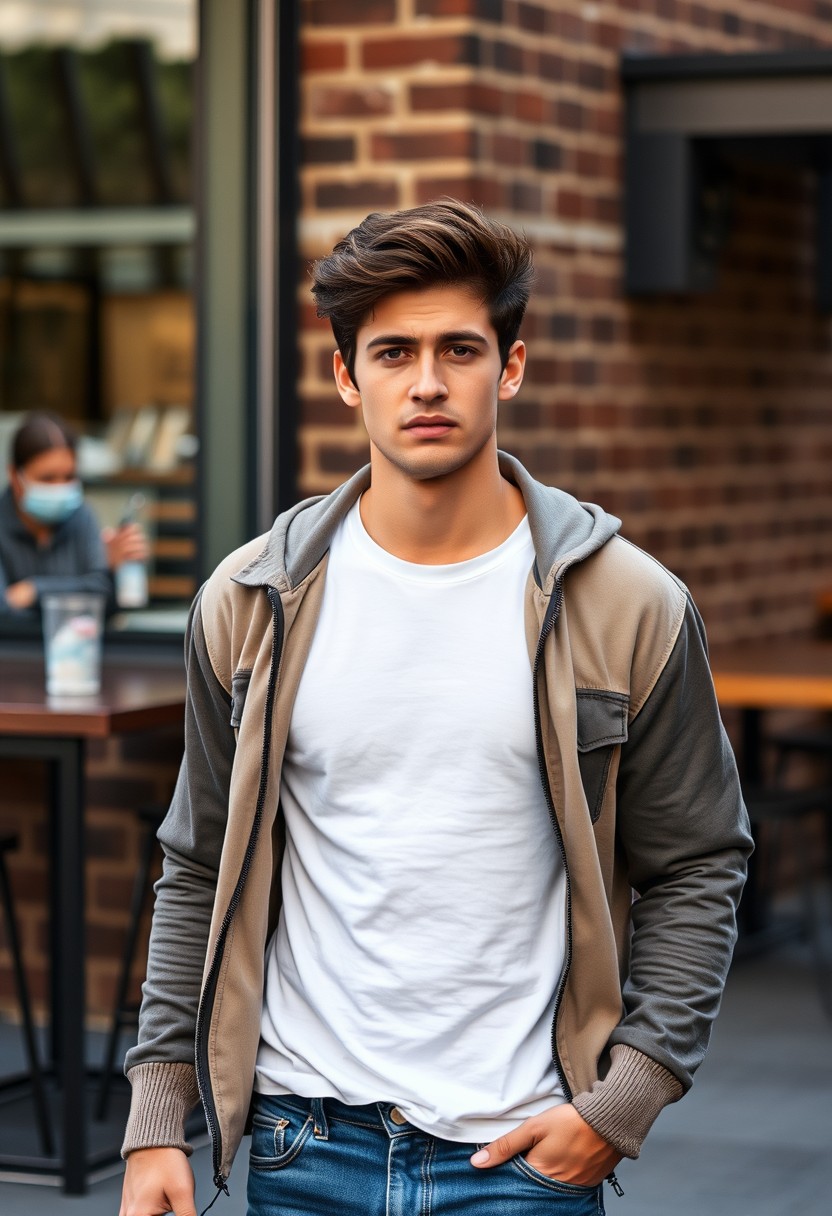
[470,1120,534,1169]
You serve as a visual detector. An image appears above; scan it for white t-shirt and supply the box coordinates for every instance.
[255,500,567,1142]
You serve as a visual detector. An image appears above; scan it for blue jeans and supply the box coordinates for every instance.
[246,1093,605,1215]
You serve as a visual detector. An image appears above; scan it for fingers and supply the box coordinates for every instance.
[120,1147,196,1216]
[470,1120,534,1168]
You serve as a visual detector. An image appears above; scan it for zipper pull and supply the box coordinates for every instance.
[606,1170,625,1197]
[199,1175,230,1214]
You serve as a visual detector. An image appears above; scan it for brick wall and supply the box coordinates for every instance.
[299,0,832,644]
[0,732,181,1023]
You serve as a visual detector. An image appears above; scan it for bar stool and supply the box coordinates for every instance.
[0,834,54,1155]
[742,785,832,1015]
[96,804,165,1121]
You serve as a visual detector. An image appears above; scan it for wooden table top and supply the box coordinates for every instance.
[0,654,186,738]
[709,637,832,710]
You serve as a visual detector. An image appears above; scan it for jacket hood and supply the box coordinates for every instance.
[232,451,621,596]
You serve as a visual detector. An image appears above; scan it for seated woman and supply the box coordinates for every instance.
[0,411,147,616]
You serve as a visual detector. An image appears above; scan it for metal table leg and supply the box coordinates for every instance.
[0,735,89,1194]
[52,736,87,1195]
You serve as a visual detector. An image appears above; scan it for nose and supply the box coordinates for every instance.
[408,354,447,404]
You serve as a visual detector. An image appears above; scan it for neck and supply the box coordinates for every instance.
[359,444,526,564]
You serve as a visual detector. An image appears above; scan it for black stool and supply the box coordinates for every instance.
[0,834,54,1155]
[96,805,165,1121]
[742,785,832,1015]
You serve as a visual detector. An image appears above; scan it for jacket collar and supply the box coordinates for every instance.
[231,452,620,596]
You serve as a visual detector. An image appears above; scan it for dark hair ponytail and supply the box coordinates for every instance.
[10,412,77,470]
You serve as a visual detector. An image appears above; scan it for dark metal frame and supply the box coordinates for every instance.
[622,49,832,310]
[194,0,300,581]
[0,736,87,1192]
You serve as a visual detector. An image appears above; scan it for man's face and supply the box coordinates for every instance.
[333,284,525,483]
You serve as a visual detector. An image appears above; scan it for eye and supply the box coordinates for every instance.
[448,345,476,358]
[378,347,407,363]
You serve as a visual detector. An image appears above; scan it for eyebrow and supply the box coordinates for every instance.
[365,329,490,350]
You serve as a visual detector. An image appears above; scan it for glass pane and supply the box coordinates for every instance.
[0,4,198,636]
[76,42,155,206]
[3,47,81,208]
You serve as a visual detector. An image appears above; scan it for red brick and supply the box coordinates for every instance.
[509,181,543,214]
[318,443,368,474]
[362,34,479,70]
[302,397,356,427]
[413,176,505,208]
[302,39,348,72]
[303,135,356,164]
[315,179,399,209]
[491,39,524,75]
[555,188,583,219]
[87,923,130,959]
[557,99,584,131]
[310,85,394,119]
[410,82,505,117]
[513,90,546,123]
[415,0,503,18]
[371,130,475,161]
[517,2,547,34]
[306,0,396,24]
[491,133,529,167]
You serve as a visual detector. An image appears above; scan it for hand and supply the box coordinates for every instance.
[470,1102,622,1188]
[119,1147,197,1216]
[103,522,150,570]
[5,579,37,610]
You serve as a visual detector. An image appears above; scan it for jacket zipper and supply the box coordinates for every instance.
[531,572,573,1102]
[194,586,285,1196]
[535,571,626,1201]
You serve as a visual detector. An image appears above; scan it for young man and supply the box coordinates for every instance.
[120,200,751,1216]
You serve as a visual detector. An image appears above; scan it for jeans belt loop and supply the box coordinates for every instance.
[311,1097,330,1140]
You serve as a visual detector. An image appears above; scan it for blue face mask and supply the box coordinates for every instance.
[19,477,83,525]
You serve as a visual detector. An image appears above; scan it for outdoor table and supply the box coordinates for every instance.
[710,636,832,782]
[0,652,186,1193]
[710,636,832,942]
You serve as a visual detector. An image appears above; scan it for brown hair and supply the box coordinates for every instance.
[10,412,77,470]
[311,199,534,379]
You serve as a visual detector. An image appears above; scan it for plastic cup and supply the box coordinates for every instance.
[42,593,105,696]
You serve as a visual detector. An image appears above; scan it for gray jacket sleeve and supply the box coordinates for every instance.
[573,596,752,1155]
[122,587,235,1154]
[613,595,752,1082]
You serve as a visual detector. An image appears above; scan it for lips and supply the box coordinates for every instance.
[403,415,456,437]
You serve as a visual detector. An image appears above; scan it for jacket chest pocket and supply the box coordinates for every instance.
[576,689,629,823]
[230,669,252,731]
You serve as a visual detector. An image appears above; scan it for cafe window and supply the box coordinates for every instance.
[0,1,197,637]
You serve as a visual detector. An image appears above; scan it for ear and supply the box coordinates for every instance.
[498,340,526,401]
[333,350,361,408]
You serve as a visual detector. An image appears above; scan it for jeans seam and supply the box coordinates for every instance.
[421,1135,434,1216]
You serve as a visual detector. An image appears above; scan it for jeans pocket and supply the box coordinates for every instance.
[510,1154,600,1195]
[249,1099,314,1171]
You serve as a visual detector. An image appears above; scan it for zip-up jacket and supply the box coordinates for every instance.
[123,453,752,1192]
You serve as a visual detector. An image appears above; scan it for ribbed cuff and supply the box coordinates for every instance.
[571,1044,684,1159]
[121,1062,201,1158]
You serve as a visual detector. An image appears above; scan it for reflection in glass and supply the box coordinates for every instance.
[0,2,198,634]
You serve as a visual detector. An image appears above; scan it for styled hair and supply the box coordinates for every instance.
[311,199,534,379]
[10,411,77,470]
